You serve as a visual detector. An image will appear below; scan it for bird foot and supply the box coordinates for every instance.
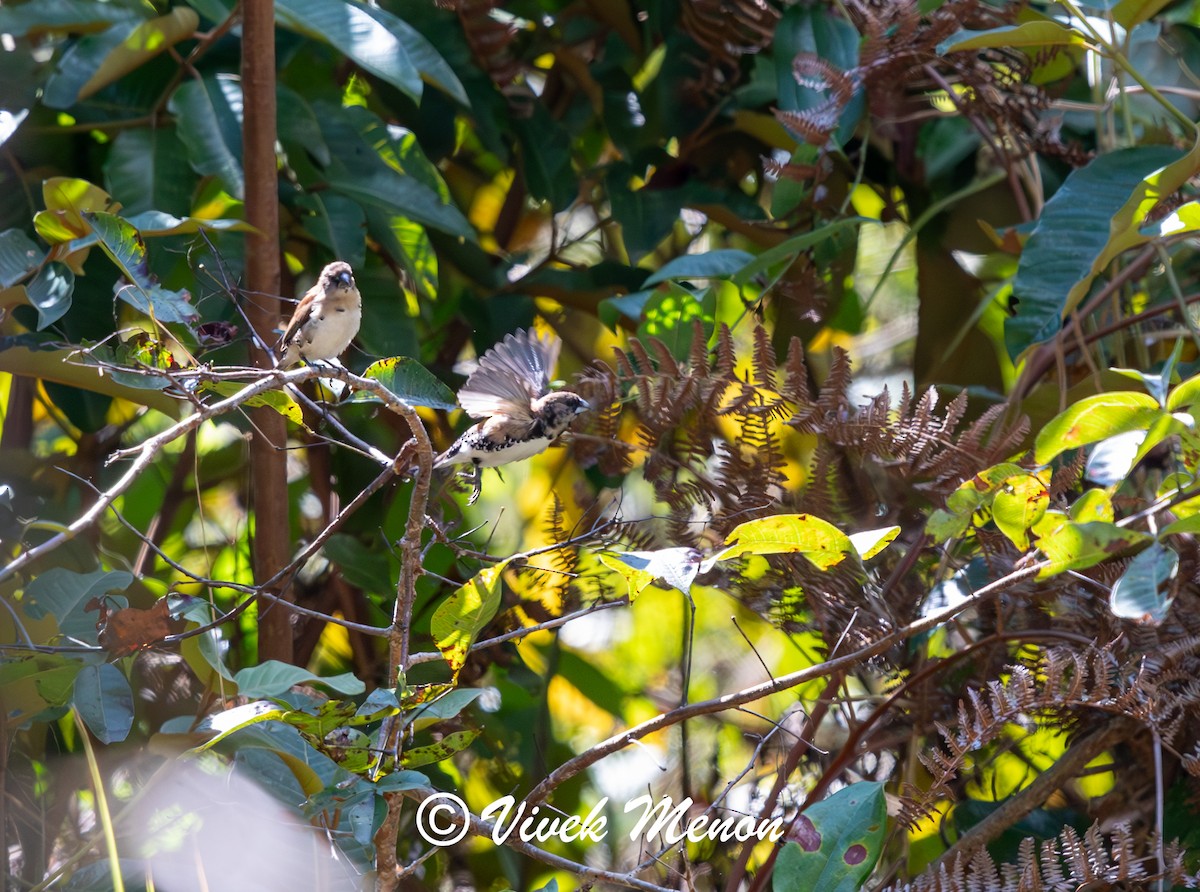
[465,464,483,506]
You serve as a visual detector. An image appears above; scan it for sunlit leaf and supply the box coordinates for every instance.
[84,211,199,324]
[401,729,478,769]
[76,7,200,101]
[774,782,886,892]
[352,356,458,410]
[992,475,1049,550]
[1035,521,1151,579]
[938,22,1086,53]
[430,563,507,679]
[1034,392,1161,464]
[708,514,854,571]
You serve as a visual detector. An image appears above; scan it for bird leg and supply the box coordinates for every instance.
[465,462,483,506]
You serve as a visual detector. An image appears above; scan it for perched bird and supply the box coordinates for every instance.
[275,261,361,367]
[436,328,588,502]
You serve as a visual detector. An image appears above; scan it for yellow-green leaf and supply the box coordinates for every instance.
[430,563,507,678]
[710,514,853,571]
[1035,521,1151,580]
[1034,392,1162,464]
[992,474,1049,550]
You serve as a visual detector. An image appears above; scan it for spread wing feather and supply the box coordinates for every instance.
[457,329,561,420]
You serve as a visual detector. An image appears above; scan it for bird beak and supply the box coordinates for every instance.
[575,401,590,415]
[335,270,353,289]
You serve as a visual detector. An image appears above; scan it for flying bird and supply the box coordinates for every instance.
[436,328,588,503]
[275,261,361,368]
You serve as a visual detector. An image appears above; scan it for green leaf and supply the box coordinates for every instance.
[84,211,199,324]
[708,514,854,571]
[0,0,140,37]
[275,0,466,104]
[323,534,394,594]
[992,474,1049,550]
[407,688,485,727]
[276,85,330,166]
[643,250,755,286]
[234,661,366,698]
[42,25,133,108]
[1168,372,1200,413]
[732,218,869,288]
[430,563,507,679]
[104,128,196,217]
[600,548,701,599]
[1112,0,1176,27]
[1109,542,1178,623]
[26,263,75,330]
[75,8,200,102]
[1034,391,1162,464]
[1069,489,1114,523]
[168,74,245,200]
[0,229,44,287]
[401,729,479,769]
[121,211,252,237]
[374,770,429,793]
[202,381,303,424]
[773,782,886,892]
[1035,521,1151,580]
[637,285,714,362]
[1006,147,1187,358]
[774,3,863,148]
[22,568,132,623]
[352,356,458,410]
[298,192,365,270]
[938,22,1086,53]
[73,663,134,744]
[352,2,467,104]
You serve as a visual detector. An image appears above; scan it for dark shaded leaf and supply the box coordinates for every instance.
[73,663,134,744]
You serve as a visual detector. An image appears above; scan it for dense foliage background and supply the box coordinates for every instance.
[5,0,1200,889]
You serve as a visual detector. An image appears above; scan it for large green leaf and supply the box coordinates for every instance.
[352,356,458,410]
[643,250,755,287]
[938,21,1087,53]
[73,663,134,744]
[774,3,863,148]
[316,104,472,240]
[103,128,196,216]
[298,193,366,270]
[275,0,466,104]
[234,661,366,698]
[1109,541,1178,622]
[84,211,199,324]
[0,229,44,287]
[1006,146,1186,358]
[1034,391,1162,464]
[430,563,507,679]
[0,0,140,37]
[26,262,75,329]
[1035,521,1151,579]
[773,783,886,892]
[0,339,183,416]
[168,74,245,200]
[22,568,133,624]
[707,514,855,571]
[77,7,199,101]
